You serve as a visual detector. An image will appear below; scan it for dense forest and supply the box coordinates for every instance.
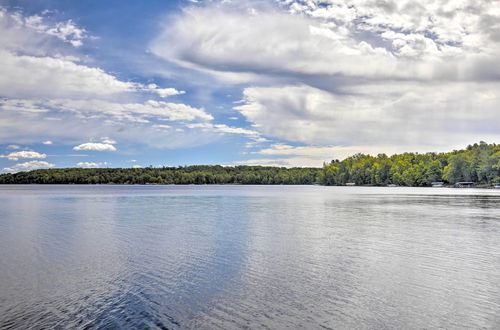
[321,141,500,186]
[0,165,321,185]
[0,142,499,186]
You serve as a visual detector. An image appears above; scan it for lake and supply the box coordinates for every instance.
[0,185,499,329]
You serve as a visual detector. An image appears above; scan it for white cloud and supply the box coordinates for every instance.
[149,0,500,154]
[0,50,139,99]
[145,84,185,98]
[0,51,188,101]
[45,19,87,47]
[132,165,142,168]
[5,9,87,48]
[186,122,260,136]
[101,137,116,144]
[213,124,259,136]
[42,140,53,145]
[0,8,193,101]
[152,124,172,129]
[255,144,393,159]
[234,83,500,149]
[0,7,209,123]
[234,157,310,167]
[0,9,160,105]
[0,106,224,149]
[76,162,106,168]
[234,157,323,168]
[0,6,262,152]
[0,9,136,99]
[6,144,20,149]
[0,99,50,113]
[0,8,87,52]
[73,143,117,152]
[3,160,54,173]
[48,99,212,122]
[186,123,213,129]
[1,150,47,161]
[0,98,213,124]
[151,2,500,82]
[3,2,498,160]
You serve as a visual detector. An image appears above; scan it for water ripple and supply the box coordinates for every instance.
[0,185,499,329]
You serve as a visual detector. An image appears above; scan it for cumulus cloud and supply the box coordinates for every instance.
[76,162,106,168]
[145,84,185,98]
[235,157,323,168]
[0,8,87,48]
[0,106,224,149]
[0,50,139,99]
[101,137,116,144]
[0,6,268,154]
[0,47,189,100]
[42,140,53,145]
[44,19,87,47]
[0,98,212,124]
[0,8,87,53]
[0,7,130,99]
[3,1,499,163]
[0,8,192,101]
[73,143,117,152]
[1,150,47,161]
[0,7,212,151]
[152,124,172,130]
[6,144,20,149]
[3,160,54,173]
[186,123,260,136]
[151,1,500,82]
[51,99,214,122]
[234,83,500,148]
[213,124,259,136]
[151,6,397,80]
[150,0,500,155]
[0,98,50,113]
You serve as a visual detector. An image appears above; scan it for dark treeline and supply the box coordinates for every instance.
[0,165,321,185]
[0,142,498,186]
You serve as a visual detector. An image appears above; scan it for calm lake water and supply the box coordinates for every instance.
[0,185,499,329]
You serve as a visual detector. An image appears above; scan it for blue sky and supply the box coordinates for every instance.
[1,0,499,172]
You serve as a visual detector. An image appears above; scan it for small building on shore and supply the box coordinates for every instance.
[431,182,444,187]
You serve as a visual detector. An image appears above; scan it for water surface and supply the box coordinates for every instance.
[0,185,499,329]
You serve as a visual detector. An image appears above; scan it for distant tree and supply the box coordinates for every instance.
[444,154,469,183]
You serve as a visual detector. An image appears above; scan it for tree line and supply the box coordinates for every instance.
[0,165,321,185]
[0,142,498,186]
[320,142,499,186]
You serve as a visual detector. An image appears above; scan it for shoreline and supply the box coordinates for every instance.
[0,183,498,189]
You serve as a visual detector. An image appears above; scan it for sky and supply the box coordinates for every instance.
[0,0,499,172]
